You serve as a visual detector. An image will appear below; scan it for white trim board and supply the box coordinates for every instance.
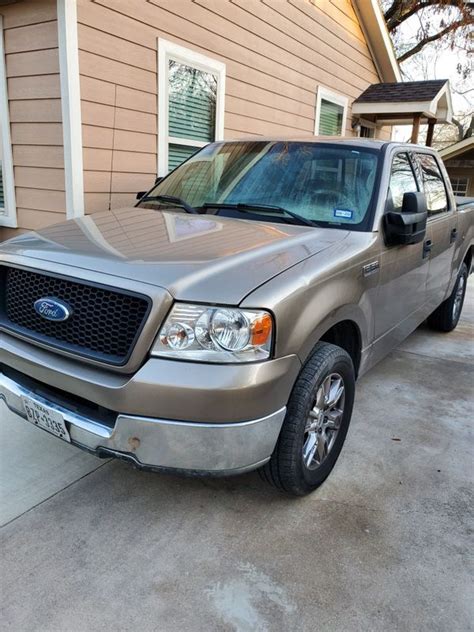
[58,0,84,219]
[0,15,17,228]
[314,86,348,137]
[157,38,226,177]
[353,0,401,83]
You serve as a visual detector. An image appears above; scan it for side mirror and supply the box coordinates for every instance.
[384,192,428,246]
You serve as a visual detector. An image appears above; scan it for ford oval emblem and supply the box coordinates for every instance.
[34,297,72,322]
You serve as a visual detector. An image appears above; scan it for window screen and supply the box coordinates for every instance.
[416,153,448,214]
[168,145,197,172]
[168,60,217,171]
[318,99,344,136]
[388,153,418,211]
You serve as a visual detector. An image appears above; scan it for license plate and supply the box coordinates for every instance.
[22,396,71,443]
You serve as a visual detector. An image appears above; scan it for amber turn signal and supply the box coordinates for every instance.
[250,313,273,346]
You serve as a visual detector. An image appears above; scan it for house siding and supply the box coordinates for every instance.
[0,0,65,241]
[76,0,389,213]
[445,164,474,197]
[1,0,392,240]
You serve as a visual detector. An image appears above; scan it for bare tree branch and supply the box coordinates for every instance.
[384,0,474,30]
[396,17,474,62]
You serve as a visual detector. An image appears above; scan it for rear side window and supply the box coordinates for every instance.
[416,153,448,215]
[388,153,418,211]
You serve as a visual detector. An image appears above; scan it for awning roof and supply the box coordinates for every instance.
[352,80,453,125]
[439,136,474,160]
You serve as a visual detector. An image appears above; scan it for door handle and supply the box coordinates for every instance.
[423,239,433,259]
[450,227,458,243]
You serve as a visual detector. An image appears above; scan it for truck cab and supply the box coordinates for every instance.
[1,139,472,495]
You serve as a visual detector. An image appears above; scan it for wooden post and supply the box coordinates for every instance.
[426,118,436,146]
[411,113,421,144]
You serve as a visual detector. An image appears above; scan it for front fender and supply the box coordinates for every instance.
[241,238,380,371]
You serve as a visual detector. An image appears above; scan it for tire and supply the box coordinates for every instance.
[260,342,355,496]
[427,262,468,332]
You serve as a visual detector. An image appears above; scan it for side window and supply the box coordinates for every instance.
[388,153,418,211]
[416,153,448,215]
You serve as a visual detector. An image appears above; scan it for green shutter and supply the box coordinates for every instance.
[168,144,198,172]
[168,60,217,143]
[318,99,344,136]
[0,162,4,209]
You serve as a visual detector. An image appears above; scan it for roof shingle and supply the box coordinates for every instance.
[354,80,447,104]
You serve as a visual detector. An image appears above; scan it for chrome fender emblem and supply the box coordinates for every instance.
[34,297,72,322]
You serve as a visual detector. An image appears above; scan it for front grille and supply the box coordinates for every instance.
[0,266,152,366]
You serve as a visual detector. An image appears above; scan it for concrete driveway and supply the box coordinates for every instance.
[1,281,473,632]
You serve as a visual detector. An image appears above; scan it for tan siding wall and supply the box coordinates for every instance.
[76,0,385,213]
[0,0,65,242]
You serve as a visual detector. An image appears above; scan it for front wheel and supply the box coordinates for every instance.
[427,262,468,332]
[260,342,355,496]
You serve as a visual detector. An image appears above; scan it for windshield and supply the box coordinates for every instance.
[138,141,380,229]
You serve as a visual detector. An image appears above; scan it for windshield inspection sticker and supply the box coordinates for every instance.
[334,208,354,220]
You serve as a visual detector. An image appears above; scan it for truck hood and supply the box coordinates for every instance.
[0,207,349,303]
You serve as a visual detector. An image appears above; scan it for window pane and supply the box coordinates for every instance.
[389,153,418,211]
[451,177,468,196]
[319,99,344,136]
[168,60,217,143]
[360,125,374,138]
[168,144,199,172]
[417,153,448,214]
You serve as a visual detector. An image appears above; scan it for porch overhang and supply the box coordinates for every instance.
[352,80,453,145]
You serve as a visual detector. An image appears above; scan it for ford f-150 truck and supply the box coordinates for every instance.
[1,139,472,495]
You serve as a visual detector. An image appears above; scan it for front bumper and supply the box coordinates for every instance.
[1,332,300,423]
[0,371,286,475]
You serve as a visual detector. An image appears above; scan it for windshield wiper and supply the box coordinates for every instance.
[201,202,317,227]
[139,194,198,214]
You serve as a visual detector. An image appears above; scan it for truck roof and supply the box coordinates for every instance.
[220,137,436,151]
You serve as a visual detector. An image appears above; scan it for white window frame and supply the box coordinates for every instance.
[314,86,348,137]
[450,176,469,197]
[0,15,17,228]
[157,38,226,177]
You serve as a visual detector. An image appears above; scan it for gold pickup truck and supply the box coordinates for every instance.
[1,139,472,495]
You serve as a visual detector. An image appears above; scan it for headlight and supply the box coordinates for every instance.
[151,303,273,362]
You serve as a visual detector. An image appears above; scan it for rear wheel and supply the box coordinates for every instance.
[427,263,468,332]
[260,342,355,496]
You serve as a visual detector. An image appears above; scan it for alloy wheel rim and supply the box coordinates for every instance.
[452,274,465,321]
[303,373,345,470]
